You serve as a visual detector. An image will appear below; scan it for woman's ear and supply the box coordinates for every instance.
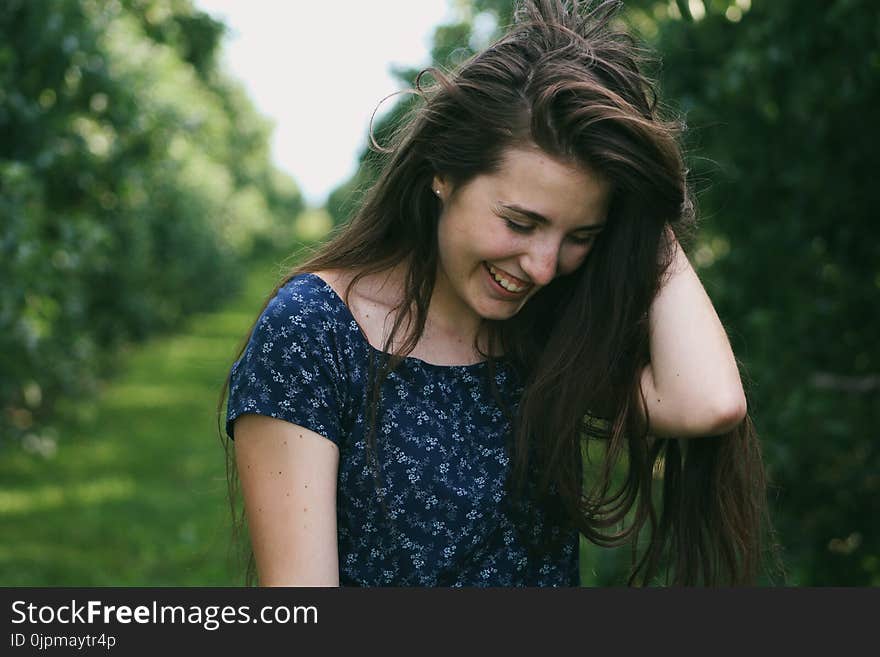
[431,175,446,200]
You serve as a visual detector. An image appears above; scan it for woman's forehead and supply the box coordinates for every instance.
[481,146,610,226]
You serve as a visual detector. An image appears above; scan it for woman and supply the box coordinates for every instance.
[221,0,775,586]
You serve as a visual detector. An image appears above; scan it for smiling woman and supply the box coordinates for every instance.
[432,146,610,326]
[219,0,776,587]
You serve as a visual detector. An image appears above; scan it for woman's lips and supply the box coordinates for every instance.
[483,262,532,295]
[489,264,530,288]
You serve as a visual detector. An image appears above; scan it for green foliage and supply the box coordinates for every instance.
[1,0,304,449]
[653,0,879,585]
[0,252,289,585]
[324,0,878,585]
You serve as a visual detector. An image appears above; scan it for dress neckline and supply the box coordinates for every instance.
[302,272,493,371]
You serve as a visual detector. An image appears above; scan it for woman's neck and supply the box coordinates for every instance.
[349,261,494,364]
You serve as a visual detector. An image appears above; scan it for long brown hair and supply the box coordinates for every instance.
[218,0,780,586]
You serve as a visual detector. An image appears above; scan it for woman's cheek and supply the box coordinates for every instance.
[558,245,592,276]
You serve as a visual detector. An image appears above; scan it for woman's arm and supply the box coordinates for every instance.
[638,231,747,438]
[234,414,340,586]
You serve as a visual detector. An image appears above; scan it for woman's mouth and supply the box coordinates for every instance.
[483,262,531,295]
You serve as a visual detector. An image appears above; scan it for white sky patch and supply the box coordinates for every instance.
[194,0,452,206]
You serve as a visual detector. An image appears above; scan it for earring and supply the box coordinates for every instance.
[433,189,441,196]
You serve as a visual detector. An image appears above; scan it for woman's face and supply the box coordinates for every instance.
[433,145,611,324]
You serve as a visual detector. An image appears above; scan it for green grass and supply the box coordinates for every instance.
[0,254,291,585]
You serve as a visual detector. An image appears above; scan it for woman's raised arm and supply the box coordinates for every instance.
[638,231,747,438]
[233,414,340,586]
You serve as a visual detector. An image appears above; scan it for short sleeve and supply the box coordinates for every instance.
[225,277,346,446]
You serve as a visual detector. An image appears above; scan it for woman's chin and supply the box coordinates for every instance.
[474,299,526,321]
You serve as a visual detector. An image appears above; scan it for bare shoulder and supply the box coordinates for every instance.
[310,267,404,350]
[309,269,349,297]
[311,267,402,310]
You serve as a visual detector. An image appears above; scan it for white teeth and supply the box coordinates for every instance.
[488,264,526,292]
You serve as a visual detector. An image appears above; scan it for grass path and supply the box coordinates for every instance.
[0,255,290,585]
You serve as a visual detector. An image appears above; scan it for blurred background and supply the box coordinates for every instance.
[1,0,876,586]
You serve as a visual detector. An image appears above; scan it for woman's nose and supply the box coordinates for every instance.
[521,239,559,286]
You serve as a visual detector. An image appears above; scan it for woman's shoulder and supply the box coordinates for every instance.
[257,270,356,335]
[276,270,333,298]
[241,271,366,375]
[308,267,402,309]
[308,267,405,351]
[269,270,342,306]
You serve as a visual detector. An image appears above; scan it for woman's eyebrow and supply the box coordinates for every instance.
[500,203,606,232]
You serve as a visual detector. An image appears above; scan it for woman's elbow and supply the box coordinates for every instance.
[705,390,747,435]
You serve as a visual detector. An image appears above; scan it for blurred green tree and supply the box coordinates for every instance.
[653,0,879,585]
[1,0,304,450]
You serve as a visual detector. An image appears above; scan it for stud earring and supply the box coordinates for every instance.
[434,189,441,196]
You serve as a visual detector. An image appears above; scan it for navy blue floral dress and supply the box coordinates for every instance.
[225,273,579,586]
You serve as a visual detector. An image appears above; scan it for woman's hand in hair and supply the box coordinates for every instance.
[638,230,747,438]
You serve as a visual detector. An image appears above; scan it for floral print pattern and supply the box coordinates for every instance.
[226,274,578,586]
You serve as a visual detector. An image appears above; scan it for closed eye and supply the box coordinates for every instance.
[503,212,600,245]
[567,234,596,245]
[503,218,533,234]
